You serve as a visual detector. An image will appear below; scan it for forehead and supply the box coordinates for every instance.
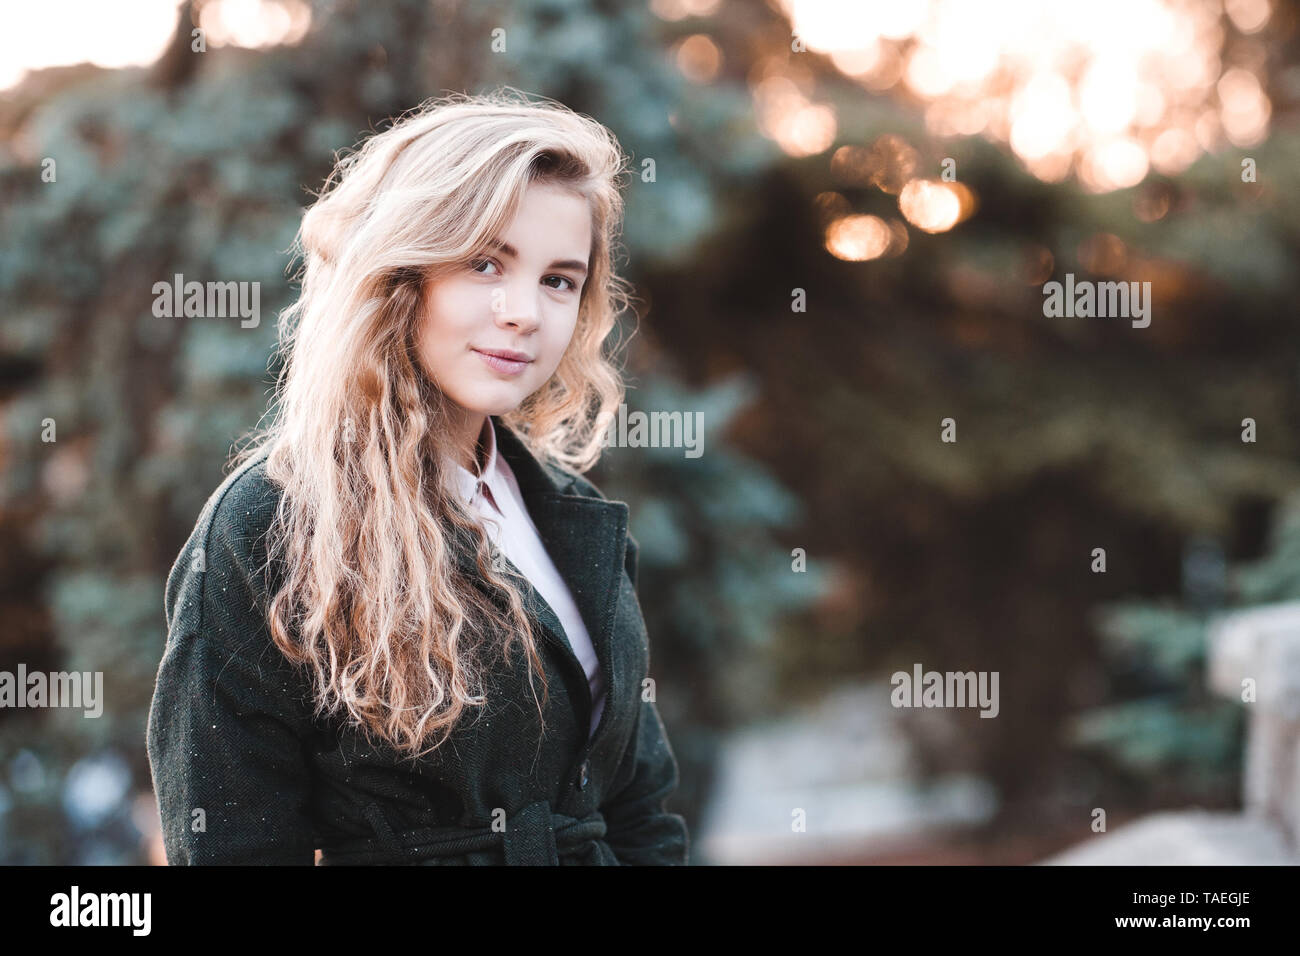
[495,183,593,259]
[506,182,590,226]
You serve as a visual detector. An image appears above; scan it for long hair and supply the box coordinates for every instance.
[234,88,633,761]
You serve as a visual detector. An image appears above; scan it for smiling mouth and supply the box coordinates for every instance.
[474,349,532,375]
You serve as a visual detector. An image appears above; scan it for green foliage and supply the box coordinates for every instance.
[0,0,803,862]
[1070,492,1300,799]
[3,0,1298,862]
[1070,696,1243,783]
[594,369,834,824]
[1232,492,1300,605]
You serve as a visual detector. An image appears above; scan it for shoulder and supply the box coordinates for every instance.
[156,452,316,734]
[559,466,611,501]
[524,450,608,500]
[200,452,284,543]
[555,464,642,585]
[166,453,284,625]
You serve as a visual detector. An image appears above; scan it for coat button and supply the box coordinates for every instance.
[577,760,590,790]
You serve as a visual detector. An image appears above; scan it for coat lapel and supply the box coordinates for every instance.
[452,416,630,740]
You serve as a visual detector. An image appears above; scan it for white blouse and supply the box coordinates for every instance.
[448,417,606,739]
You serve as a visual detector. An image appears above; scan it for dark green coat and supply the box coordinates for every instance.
[146,417,688,865]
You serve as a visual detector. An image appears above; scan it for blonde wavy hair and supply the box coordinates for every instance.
[235,88,634,761]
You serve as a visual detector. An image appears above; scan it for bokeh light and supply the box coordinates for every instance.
[770,0,1275,192]
[197,0,312,49]
[753,74,838,157]
[826,213,900,260]
[898,178,976,233]
[0,0,182,90]
[675,34,724,83]
[0,0,313,91]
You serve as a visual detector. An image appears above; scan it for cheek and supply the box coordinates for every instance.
[555,311,580,350]
[414,313,445,374]
[418,287,476,362]
[541,316,579,373]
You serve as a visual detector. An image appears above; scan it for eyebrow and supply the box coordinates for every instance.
[484,238,588,277]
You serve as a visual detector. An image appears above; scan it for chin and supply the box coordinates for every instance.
[473,397,524,417]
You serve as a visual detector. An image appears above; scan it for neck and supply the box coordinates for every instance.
[448,410,489,474]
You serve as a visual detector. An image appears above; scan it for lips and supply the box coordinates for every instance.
[474,348,533,375]
[474,348,533,362]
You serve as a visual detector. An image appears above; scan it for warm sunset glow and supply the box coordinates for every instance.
[829,134,918,193]
[1,0,313,91]
[650,0,725,21]
[675,34,724,83]
[770,0,1275,192]
[1077,233,1129,274]
[898,179,974,234]
[1225,0,1271,32]
[1216,67,1271,146]
[1079,137,1151,192]
[1149,127,1201,174]
[825,214,896,260]
[198,0,311,49]
[753,75,838,157]
[0,0,183,90]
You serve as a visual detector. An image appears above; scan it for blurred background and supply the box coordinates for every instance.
[2,0,1300,865]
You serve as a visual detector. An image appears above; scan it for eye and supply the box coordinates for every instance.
[544,275,578,292]
[469,257,500,276]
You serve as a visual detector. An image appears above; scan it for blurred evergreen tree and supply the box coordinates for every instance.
[1,0,1298,862]
[590,362,833,828]
[1071,490,1300,810]
[0,0,809,862]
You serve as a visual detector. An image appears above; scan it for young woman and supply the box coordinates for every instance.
[145,89,688,865]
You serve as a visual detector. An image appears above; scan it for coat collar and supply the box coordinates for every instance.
[453,416,630,741]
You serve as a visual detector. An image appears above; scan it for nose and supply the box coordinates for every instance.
[492,282,541,335]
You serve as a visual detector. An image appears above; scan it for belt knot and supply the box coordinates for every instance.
[320,800,606,865]
[502,799,607,865]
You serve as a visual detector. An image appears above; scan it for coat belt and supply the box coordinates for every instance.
[318,800,607,865]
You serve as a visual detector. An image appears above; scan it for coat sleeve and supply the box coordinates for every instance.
[146,473,318,865]
[600,691,690,865]
[601,534,689,865]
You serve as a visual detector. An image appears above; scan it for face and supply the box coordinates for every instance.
[416,181,592,459]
